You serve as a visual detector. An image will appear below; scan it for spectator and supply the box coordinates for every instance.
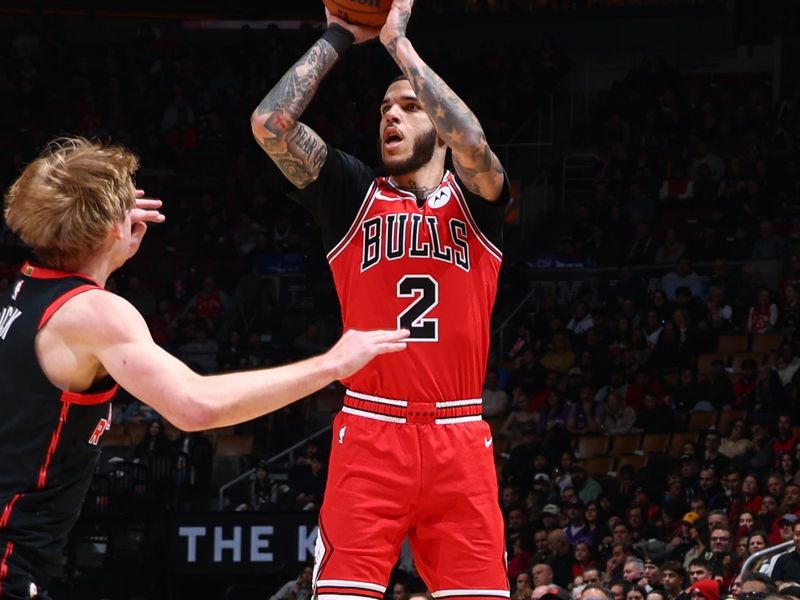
[661,259,704,301]
[772,521,800,583]
[602,392,637,435]
[532,564,555,588]
[177,326,219,374]
[720,419,753,459]
[541,333,576,374]
[774,415,799,462]
[548,529,575,587]
[482,370,509,417]
[687,579,719,600]
[752,220,788,260]
[568,301,595,337]
[747,288,779,334]
[655,228,687,264]
[625,223,657,266]
[269,565,314,600]
[703,285,735,334]
[133,419,172,461]
[661,561,688,600]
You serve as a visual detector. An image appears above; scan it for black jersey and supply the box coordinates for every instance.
[0,262,117,597]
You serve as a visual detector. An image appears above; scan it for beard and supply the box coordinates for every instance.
[380,125,438,176]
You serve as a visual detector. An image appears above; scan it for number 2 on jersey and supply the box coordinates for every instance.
[396,275,439,341]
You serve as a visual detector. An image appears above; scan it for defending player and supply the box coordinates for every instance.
[251,1,510,598]
[0,137,408,599]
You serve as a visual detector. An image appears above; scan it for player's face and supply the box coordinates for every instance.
[379,79,438,175]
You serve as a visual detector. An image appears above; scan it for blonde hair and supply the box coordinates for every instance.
[4,137,139,269]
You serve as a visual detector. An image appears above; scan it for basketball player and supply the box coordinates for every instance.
[0,137,409,599]
[251,1,510,598]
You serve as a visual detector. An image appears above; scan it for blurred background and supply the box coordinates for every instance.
[4,1,800,599]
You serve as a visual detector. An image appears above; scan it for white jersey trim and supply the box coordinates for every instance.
[327,181,378,264]
[346,389,408,407]
[318,595,380,600]
[432,590,510,598]
[341,406,406,424]
[316,580,386,593]
[448,174,503,262]
[436,398,482,408]
[435,415,483,425]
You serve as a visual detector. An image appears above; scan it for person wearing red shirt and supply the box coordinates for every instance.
[773,414,799,463]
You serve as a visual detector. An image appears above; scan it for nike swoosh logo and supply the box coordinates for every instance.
[484,436,493,448]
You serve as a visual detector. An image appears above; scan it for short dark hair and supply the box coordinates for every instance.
[741,572,778,595]
[688,557,711,571]
[660,561,686,582]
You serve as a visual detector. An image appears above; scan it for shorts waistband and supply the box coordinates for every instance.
[342,389,483,425]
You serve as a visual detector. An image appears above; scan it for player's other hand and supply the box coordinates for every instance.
[126,190,164,259]
[380,0,414,47]
[325,9,380,45]
[324,328,410,380]
[131,190,165,225]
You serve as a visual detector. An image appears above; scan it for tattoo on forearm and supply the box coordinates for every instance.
[256,41,336,128]
[253,39,337,187]
[255,123,329,189]
[386,39,503,192]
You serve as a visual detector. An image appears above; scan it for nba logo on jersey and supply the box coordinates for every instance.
[11,280,23,301]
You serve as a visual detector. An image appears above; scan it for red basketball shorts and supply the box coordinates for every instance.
[312,391,509,600]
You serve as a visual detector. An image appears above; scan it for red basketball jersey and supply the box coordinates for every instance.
[326,171,502,402]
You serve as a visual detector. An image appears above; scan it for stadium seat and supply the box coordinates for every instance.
[616,455,649,472]
[697,354,727,378]
[640,433,670,455]
[583,456,614,477]
[575,436,609,458]
[730,353,763,372]
[716,335,749,354]
[751,333,783,353]
[610,434,641,455]
[717,409,748,434]
[668,432,699,456]
[101,434,133,447]
[687,411,717,432]
[126,422,147,445]
[215,434,254,457]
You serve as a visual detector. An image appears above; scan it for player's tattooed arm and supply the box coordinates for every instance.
[250,39,337,189]
[380,0,505,202]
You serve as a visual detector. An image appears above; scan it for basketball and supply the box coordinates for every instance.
[322,0,393,27]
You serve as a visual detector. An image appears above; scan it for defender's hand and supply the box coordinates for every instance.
[323,329,410,380]
[131,190,165,225]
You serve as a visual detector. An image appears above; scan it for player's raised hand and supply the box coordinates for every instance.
[125,190,164,260]
[380,0,414,47]
[325,9,381,44]
[324,329,410,380]
[131,190,165,225]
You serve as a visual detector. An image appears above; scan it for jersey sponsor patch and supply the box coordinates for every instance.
[427,187,452,209]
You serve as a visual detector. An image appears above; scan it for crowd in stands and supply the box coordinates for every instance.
[6,8,800,600]
[473,45,800,600]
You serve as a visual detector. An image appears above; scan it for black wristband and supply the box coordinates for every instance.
[321,24,355,57]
